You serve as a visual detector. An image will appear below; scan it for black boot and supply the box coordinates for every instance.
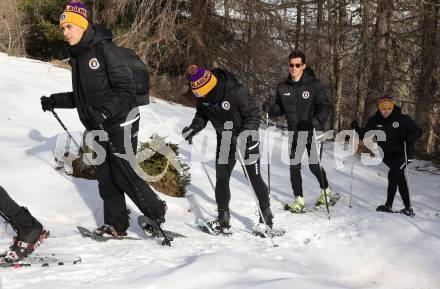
[376,205,393,213]
[1,208,48,263]
[93,224,127,237]
[399,207,415,217]
[206,210,231,235]
[259,207,273,229]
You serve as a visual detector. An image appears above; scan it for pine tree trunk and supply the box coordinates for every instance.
[363,0,393,123]
[330,0,346,131]
[295,0,302,50]
[415,0,440,155]
[189,0,213,66]
[314,0,323,76]
[354,0,371,124]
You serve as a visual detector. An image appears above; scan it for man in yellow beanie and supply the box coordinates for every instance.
[182,65,275,237]
[40,0,167,239]
[59,0,89,46]
[351,95,422,216]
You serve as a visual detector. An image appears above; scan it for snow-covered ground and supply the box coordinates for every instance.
[0,52,439,289]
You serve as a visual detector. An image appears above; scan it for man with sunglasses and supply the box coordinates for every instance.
[351,96,422,216]
[262,50,331,213]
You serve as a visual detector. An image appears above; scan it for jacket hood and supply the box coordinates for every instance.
[67,24,112,55]
[91,24,113,44]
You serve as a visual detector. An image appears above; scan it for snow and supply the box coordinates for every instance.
[1,52,440,289]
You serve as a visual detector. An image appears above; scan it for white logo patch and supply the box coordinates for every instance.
[222,101,231,110]
[392,122,399,128]
[302,91,310,99]
[89,58,100,70]
[284,92,291,96]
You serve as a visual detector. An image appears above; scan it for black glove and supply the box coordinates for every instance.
[262,101,281,117]
[182,126,196,144]
[262,101,273,113]
[40,96,56,112]
[296,120,313,131]
[351,120,360,130]
[399,159,413,170]
[86,105,109,129]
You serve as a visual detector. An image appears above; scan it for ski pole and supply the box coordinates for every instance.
[191,144,216,194]
[266,113,271,195]
[403,141,416,216]
[51,109,96,173]
[436,188,440,216]
[313,129,331,220]
[403,141,411,195]
[349,129,356,208]
[236,140,277,247]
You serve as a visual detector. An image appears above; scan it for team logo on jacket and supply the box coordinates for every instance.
[302,91,310,99]
[222,101,231,110]
[89,58,100,70]
[392,122,399,128]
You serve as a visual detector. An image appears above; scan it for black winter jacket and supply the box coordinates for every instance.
[52,24,136,130]
[270,68,330,133]
[188,69,260,138]
[357,107,423,159]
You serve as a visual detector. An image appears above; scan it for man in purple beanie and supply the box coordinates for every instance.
[182,65,274,237]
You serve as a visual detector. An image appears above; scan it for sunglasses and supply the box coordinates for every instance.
[289,63,303,69]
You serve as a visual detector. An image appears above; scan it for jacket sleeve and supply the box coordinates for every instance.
[97,42,136,118]
[236,86,260,132]
[312,82,330,127]
[268,86,284,117]
[52,92,76,109]
[357,116,376,139]
[403,115,423,158]
[403,115,423,142]
[189,103,209,133]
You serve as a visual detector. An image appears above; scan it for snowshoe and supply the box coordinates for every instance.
[197,210,232,236]
[0,230,49,263]
[376,205,394,213]
[138,215,185,240]
[77,226,140,242]
[196,219,233,236]
[251,223,285,238]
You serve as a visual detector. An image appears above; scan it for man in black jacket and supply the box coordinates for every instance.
[0,186,48,263]
[351,95,422,216]
[182,65,272,234]
[40,1,166,237]
[262,51,332,213]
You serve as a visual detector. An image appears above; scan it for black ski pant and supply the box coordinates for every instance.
[0,186,42,242]
[95,119,166,232]
[383,156,411,208]
[289,141,329,198]
[214,137,270,213]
